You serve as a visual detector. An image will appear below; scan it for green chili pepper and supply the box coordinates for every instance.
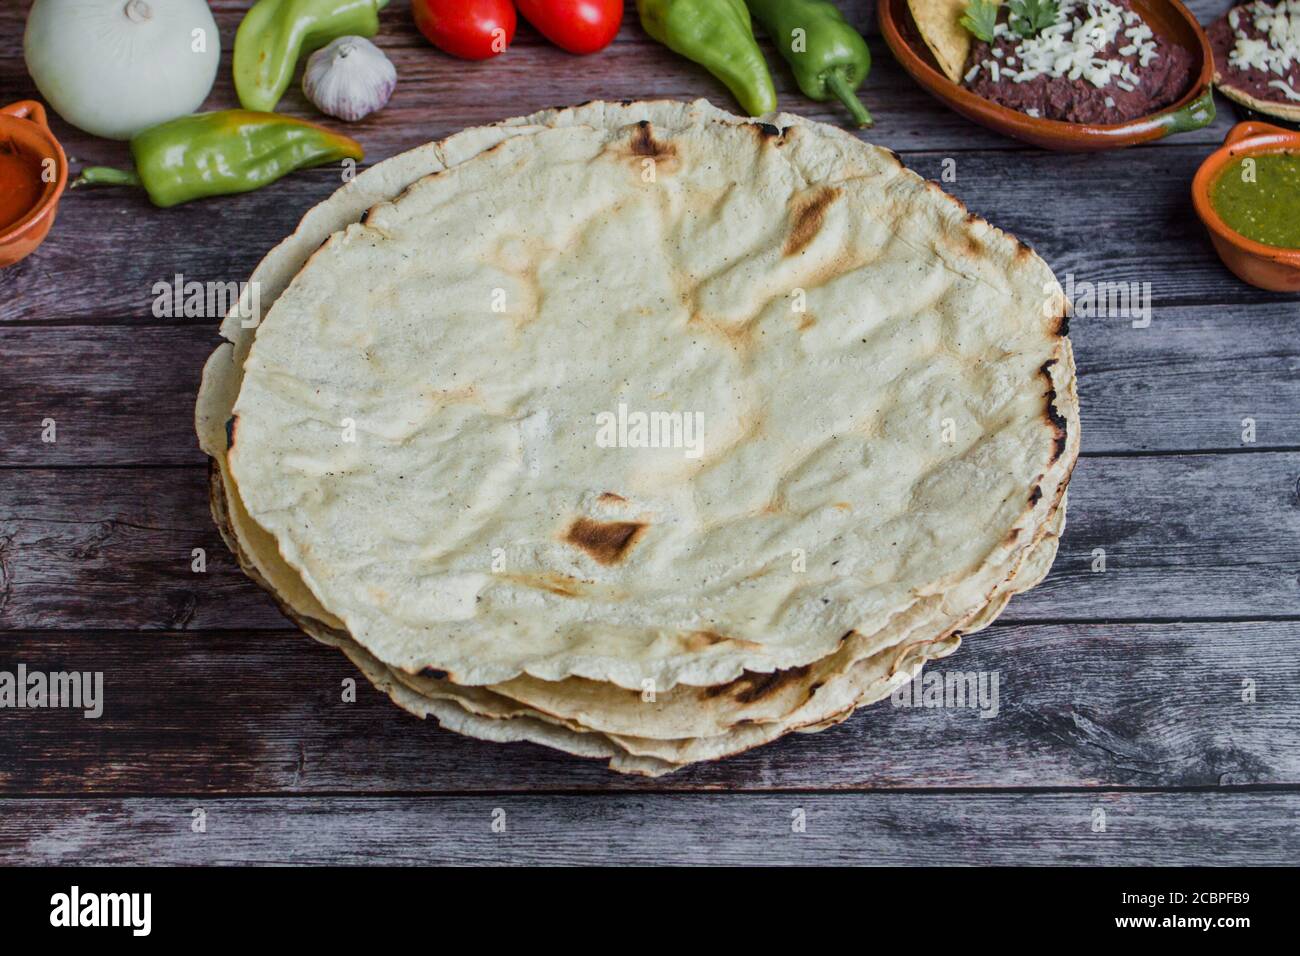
[235,0,391,113]
[74,110,364,208]
[636,0,777,117]
[745,0,873,127]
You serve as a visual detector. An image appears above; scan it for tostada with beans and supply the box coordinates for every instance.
[1208,0,1300,121]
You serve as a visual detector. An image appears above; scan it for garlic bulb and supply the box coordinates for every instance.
[303,36,396,123]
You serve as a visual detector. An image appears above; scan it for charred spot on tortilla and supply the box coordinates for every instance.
[565,517,648,565]
[421,667,449,680]
[755,121,785,139]
[719,665,814,704]
[1040,359,1069,461]
[784,185,841,257]
[598,491,628,505]
[1029,484,1043,506]
[225,415,238,450]
[629,120,673,158]
[1055,311,1071,337]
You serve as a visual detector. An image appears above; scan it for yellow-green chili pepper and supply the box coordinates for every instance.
[745,0,873,127]
[636,0,777,117]
[74,110,364,208]
[235,0,391,113]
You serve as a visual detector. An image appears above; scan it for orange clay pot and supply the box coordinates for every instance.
[878,0,1216,150]
[1191,121,1300,293]
[0,100,68,268]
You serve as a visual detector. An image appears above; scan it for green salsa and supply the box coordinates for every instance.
[1210,151,1300,249]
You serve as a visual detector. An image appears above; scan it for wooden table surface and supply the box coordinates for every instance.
[1,0,1298,866]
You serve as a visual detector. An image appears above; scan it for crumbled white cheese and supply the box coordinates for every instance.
[1268,78,1300,98]
[1228,0,1300,81]
[975,0,1161,90]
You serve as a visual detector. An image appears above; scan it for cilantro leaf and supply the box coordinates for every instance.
[960,0,1000,43]
[1008,0,1060,38]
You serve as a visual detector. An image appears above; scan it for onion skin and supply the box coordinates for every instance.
[24,0,220,141]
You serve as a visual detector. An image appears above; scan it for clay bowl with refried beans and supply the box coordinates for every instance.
[879,0,1216,150]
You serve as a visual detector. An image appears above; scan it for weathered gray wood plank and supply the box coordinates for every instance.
[2,308,1296,467]
[0,622,1294,793]
[3,792,1295,865]
[2,454,1296,632]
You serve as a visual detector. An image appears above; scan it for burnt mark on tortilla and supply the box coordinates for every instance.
[1004,527,1021,546]
[885,147,904,167]
[1029,484,1043,506]
[598,491,628,505]
[565,517,648,565]
[1056,311,1071,337]
[629,120,673,158]
[1015,236,1036,258]
[708,665,813,704]
[1040,359,1069,462]
[225,415,237,451]
[505,572,587,598]
[755,122,784,139]
[679,629,734,652]
[784,186,840,257]
[421,667,449,680]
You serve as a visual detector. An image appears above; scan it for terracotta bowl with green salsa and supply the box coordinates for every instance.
[1193,121,1300,292]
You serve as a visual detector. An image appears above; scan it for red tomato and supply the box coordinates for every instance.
[517,0,622,55]
[412,0,517,60]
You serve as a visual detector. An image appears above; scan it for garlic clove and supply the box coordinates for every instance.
[303,36,397,123]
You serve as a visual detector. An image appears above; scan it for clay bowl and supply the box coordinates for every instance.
[878,0,1217,150]
[0,100,68,268]
[1192,121,1300,292]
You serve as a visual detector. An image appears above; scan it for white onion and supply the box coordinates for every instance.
[24,0,220,141]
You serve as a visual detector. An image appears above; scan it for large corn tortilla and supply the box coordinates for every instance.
[197,100,1078,773]
[221,102,1076,692]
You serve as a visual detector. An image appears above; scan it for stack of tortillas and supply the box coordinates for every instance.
[197,100,1078,776]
